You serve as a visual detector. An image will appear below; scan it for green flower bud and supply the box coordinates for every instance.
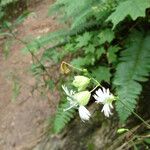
[74,91,91,106]
[117,128,129,134]
[72,76,90,91]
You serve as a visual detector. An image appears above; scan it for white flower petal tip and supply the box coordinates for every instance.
[101,104,113,117]
[78,106,91,122]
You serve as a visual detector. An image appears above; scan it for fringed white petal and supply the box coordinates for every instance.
[101,104,113,117]
[78,106,91,122]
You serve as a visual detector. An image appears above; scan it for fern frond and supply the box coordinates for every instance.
[49,0,117,30]
[114,30,150,122]
[25,0,119,53]
[22,29,69,53]
[52,100,75,133]
[71,6,92,29]
[23,20,100,53]
[107,0,150,28]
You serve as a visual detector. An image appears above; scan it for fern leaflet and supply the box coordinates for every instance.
[107,0,150,28]
[114,30,150,122]
[52,100,75,133]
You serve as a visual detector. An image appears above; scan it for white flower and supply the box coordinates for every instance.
[93,87,115,117]
[62,85,91,121]
[78,106,91,122]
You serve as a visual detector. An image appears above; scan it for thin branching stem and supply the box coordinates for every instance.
[6,25,50,78]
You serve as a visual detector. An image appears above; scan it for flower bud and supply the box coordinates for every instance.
[117,128,129,134]
[74,91,91,106]
[72,76,90,91]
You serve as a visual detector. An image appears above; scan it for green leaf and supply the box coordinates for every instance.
[14,11,31,26]
[107,46,120,63]
[64,43,76,52]
[144,138,150,144]
[98,29,115,44]
[41,48,60,63]
[71,55,95,67]
[76,32,92,48]
[95,46,105,60]
[107,0,150,28]
[2,21,12,29]
[84,44,95,54]
[114,30,150,122]
[92,66,111,83]
[71,57,86,67]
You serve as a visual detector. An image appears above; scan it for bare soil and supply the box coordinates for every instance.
[0,1,60,149]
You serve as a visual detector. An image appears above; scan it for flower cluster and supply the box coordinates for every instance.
[62,75,115,122]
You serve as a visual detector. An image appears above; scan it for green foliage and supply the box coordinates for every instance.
[24,0,118,54]
[52,100,75,133]
[107,46,120,63]
[14,11,31,26]
[107,0,150,28]
[0,0,18,21]
[22,29,72,53]
[76,32,92,48]
[20,0,150,133]
[41,48,61,63]
[22,0,150,61]
[114,30,150,122]
[92,66,111,83]
[144,138,150,144]
[0,0,17,7]
[98,29,115,44]
[71,56,93,68]
[49,0,117,30]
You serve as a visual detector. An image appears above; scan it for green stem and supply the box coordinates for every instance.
[90,78,101,92]
[119,99,150,129]
[90,84,99,93]
[91,78,100,85]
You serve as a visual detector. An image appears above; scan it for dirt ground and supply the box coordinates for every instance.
[0,0,60,149]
